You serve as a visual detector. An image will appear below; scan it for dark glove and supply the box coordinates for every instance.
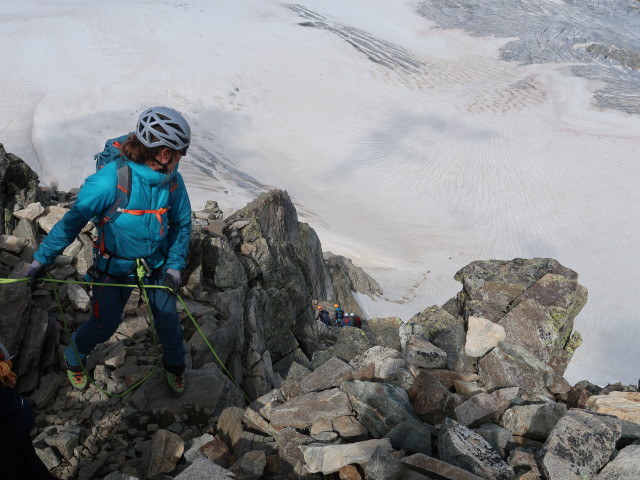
[25,260,45,290]
[163,268,182,296]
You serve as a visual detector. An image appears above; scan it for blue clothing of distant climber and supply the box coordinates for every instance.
[333,304,344,325]
[26,107,192,397]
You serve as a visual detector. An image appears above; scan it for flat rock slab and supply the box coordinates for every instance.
[128,367,245,416]
[586,391,640,425]
[300,438,392,474]
[269,388,352,429]
[402,453,485,480]
[299,356,354,393]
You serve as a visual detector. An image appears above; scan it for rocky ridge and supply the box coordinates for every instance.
[1,144,640,479]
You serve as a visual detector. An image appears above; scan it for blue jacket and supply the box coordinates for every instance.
[34,159,192,277]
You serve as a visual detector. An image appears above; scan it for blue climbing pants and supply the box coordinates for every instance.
[64,270,185,371]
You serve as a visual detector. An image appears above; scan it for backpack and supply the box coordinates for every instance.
[94,134,179,226]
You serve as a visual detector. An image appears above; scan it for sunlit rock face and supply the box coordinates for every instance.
[416,0,640,114]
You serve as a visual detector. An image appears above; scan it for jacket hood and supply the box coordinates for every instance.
[128,159,180,187]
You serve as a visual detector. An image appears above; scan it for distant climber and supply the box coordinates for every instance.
[0,340,57,479]
[354,314,362,328]
[316,305,331,326]
[333,304,344,327]
[342,313,353,327]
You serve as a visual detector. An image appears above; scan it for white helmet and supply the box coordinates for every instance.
[135,106,191,152]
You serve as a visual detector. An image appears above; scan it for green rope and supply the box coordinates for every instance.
[1,273,249,401]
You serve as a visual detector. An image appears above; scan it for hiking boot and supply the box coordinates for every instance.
[165,370,185,398]
[66,362,88,390]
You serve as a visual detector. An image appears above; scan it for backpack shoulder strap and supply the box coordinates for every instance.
[168,175,180,206]
[100,157,131,225]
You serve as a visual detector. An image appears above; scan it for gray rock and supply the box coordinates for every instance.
[402,453,485,480]
[102,472,140,480]
[300,438,392,475]
[497,273,587,374]
[184,433,215,464]
[0,263,30,356]
[404,336,447,369]
[594,444,640,479]
[340,380,417,438]
[141,429,184,479]
[15,307,49,376]
[465,316,506,357]
[218,406,275,459]
[438,418,515,480]
[78,451,110,480]
[13,202,44,221]
[128,368,245,417]
[0,234,28,253]
[45,429,80,459]
[13,218,38,249]
[299,356,353,393]
[269,388,352,429]
[475,423,515,459]
[36,205,70,233]
[364,446,403,480]
[455,392,504,427]
[275,428,313,478]
[330,326,373,362]
[349,346,404,382]
[332,415,368,441]
[500,402,567,439]
[383,419,432,455]
[407,371,453,424]
[34,445,61,470]
[361,317,402,351]
[67,283,91,312]
[541,410,621,480]
[174,458,235,480]
[478,342,556,392]
[230,449,267,479]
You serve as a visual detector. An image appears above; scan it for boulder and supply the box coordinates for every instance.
[465,316,505,358]
[500,403,567,439]
[141,429,184,479]
[300,438,392,475]
[341,380,418,438]
[438,418,515,480]
[478,342,555,392]
[594,444,640,479]
[585,391,640,424]
[269,388,352,429]
[299,356,354,393]
[383,419,432,455]
[349,346,404,381]
[407,371,453,424]
[173,458,235,480]
[404,336,447,369]
[541,410,621,479]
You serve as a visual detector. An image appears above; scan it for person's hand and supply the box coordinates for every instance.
[25,260,45,290]
[163,268,182,296]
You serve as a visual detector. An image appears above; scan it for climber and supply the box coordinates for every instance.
[25,106,192,397]
[353,314,362,329]
[342,313,352,327]
[315,305,331,326]
[333,303,344,327]
[0,339,58,479]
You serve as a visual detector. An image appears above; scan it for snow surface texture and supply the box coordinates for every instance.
[1,0,639,386]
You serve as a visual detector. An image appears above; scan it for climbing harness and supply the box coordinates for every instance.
[0,272,249,402]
